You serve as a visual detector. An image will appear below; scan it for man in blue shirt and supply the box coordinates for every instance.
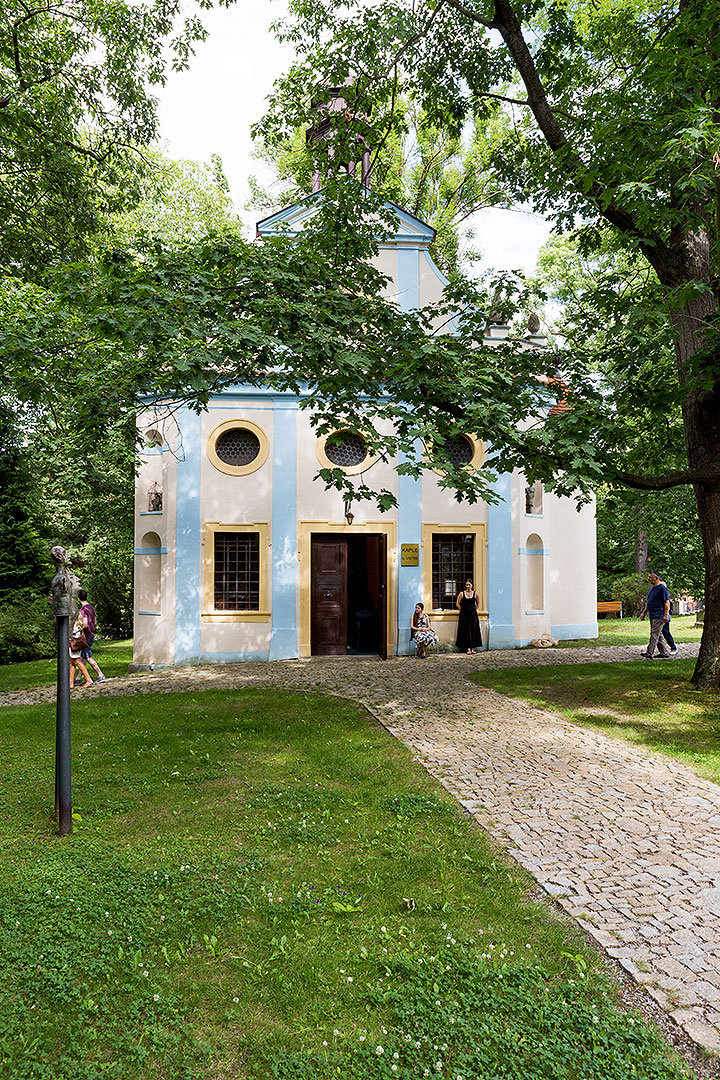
[640,572,672,659]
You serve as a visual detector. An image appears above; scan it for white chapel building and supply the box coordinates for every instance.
[132,186,597,668]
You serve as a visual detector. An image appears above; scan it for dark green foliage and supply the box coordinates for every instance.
[0,402,48,601]
[0,596,55,664]
[0,0,233,274]
[596,487,704,604]
[610,575,651,619]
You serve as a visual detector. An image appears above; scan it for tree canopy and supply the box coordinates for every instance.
[0,0,234,272]
[249,0,720,686]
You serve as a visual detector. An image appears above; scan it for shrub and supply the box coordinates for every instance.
[611,574,648,618]
[0,594,56,664]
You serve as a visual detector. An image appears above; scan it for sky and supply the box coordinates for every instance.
[155,0,553,274]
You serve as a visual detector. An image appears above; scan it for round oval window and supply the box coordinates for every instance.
[215,427,261,467]
[444,435,474,467]
[324,431,368,468]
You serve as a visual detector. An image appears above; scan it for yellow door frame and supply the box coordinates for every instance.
[298,520,398,658]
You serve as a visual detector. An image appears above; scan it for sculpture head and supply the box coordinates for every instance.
[50,545,69,569]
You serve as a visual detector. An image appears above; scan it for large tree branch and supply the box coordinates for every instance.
[444,0,672,269]
[615,466,720,491]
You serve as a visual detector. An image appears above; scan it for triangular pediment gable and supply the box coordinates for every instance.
[256,190,436,249]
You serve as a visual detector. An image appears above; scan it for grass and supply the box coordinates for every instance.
[0,687,695,1079]
[473,659,720,785]
[0,638,134,692]
[559,614,703,649]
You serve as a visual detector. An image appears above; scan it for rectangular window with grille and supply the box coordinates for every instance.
[432,534,474,609]
[214,532,260,610]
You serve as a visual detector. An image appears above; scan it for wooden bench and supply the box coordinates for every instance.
[597,601,623,618]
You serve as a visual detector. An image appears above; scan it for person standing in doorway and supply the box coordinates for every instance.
[640,572,672,659]
[76,589,107,683]
[456,579,482,654]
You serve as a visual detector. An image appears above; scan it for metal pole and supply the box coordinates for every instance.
[55,614,72,836]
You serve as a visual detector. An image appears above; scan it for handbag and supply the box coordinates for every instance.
[70,631,88,651]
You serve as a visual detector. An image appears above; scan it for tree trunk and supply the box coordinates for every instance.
[665,237,720,687]
[634,516,647,574]
[692,479,720,687]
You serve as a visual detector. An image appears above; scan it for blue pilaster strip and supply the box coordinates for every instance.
[174,409,202,663]
[396,249,421,654]
[487,472,516,649]
[397,248,419,311]
[269,397,299,659]
[397,444,423,655]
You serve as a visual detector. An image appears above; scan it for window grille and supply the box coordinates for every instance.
[215,428,261,467]
[442,435,474,467]
[431,534,474,609]
[214,533,260,610]
[324,431,368,468]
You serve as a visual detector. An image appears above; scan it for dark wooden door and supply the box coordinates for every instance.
[377,533,388,660]
[311,537,347,655]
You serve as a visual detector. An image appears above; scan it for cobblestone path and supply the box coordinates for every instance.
[4,642,719,1052]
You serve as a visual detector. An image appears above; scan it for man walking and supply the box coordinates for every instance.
[640,572,672,659]
[77,589,107,682]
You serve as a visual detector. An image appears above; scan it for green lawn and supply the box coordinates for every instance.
[560,614,703,649]
[0,688,693,1080]
[0,638,134,692]
[473,658,720,785]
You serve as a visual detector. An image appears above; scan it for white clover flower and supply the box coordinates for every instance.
[153,994,160,1001]
[233,997,239,1003]
[393,1052,399,1059]
[392,1066,398,1073]
[376,1046,384,1055]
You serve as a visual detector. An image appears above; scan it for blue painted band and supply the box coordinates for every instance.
[519,547,550,555]
[269,397,299,660]
[397,441,423,655]
[199,651,270,663]
[550,623,599,640]
[140,511,164,516]
[134,547,167,555]
[397,247,419,313]
[137,610,162,616]
[487,469,514,649]
[525,609,545,615]
[174,408,202,664]
[487,624,516,650]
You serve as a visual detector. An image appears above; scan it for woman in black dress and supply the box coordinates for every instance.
[456,579,482,654]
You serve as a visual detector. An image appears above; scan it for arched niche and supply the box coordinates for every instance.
[524,532,544,612]
[138,531,162,611]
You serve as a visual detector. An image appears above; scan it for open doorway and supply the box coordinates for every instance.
[311,534,387,656]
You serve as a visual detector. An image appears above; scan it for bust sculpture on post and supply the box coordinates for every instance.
[50,545,77,835]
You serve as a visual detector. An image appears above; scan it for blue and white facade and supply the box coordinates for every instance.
[132,198,597,667]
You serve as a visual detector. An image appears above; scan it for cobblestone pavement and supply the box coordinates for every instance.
[5,641,720,1053]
